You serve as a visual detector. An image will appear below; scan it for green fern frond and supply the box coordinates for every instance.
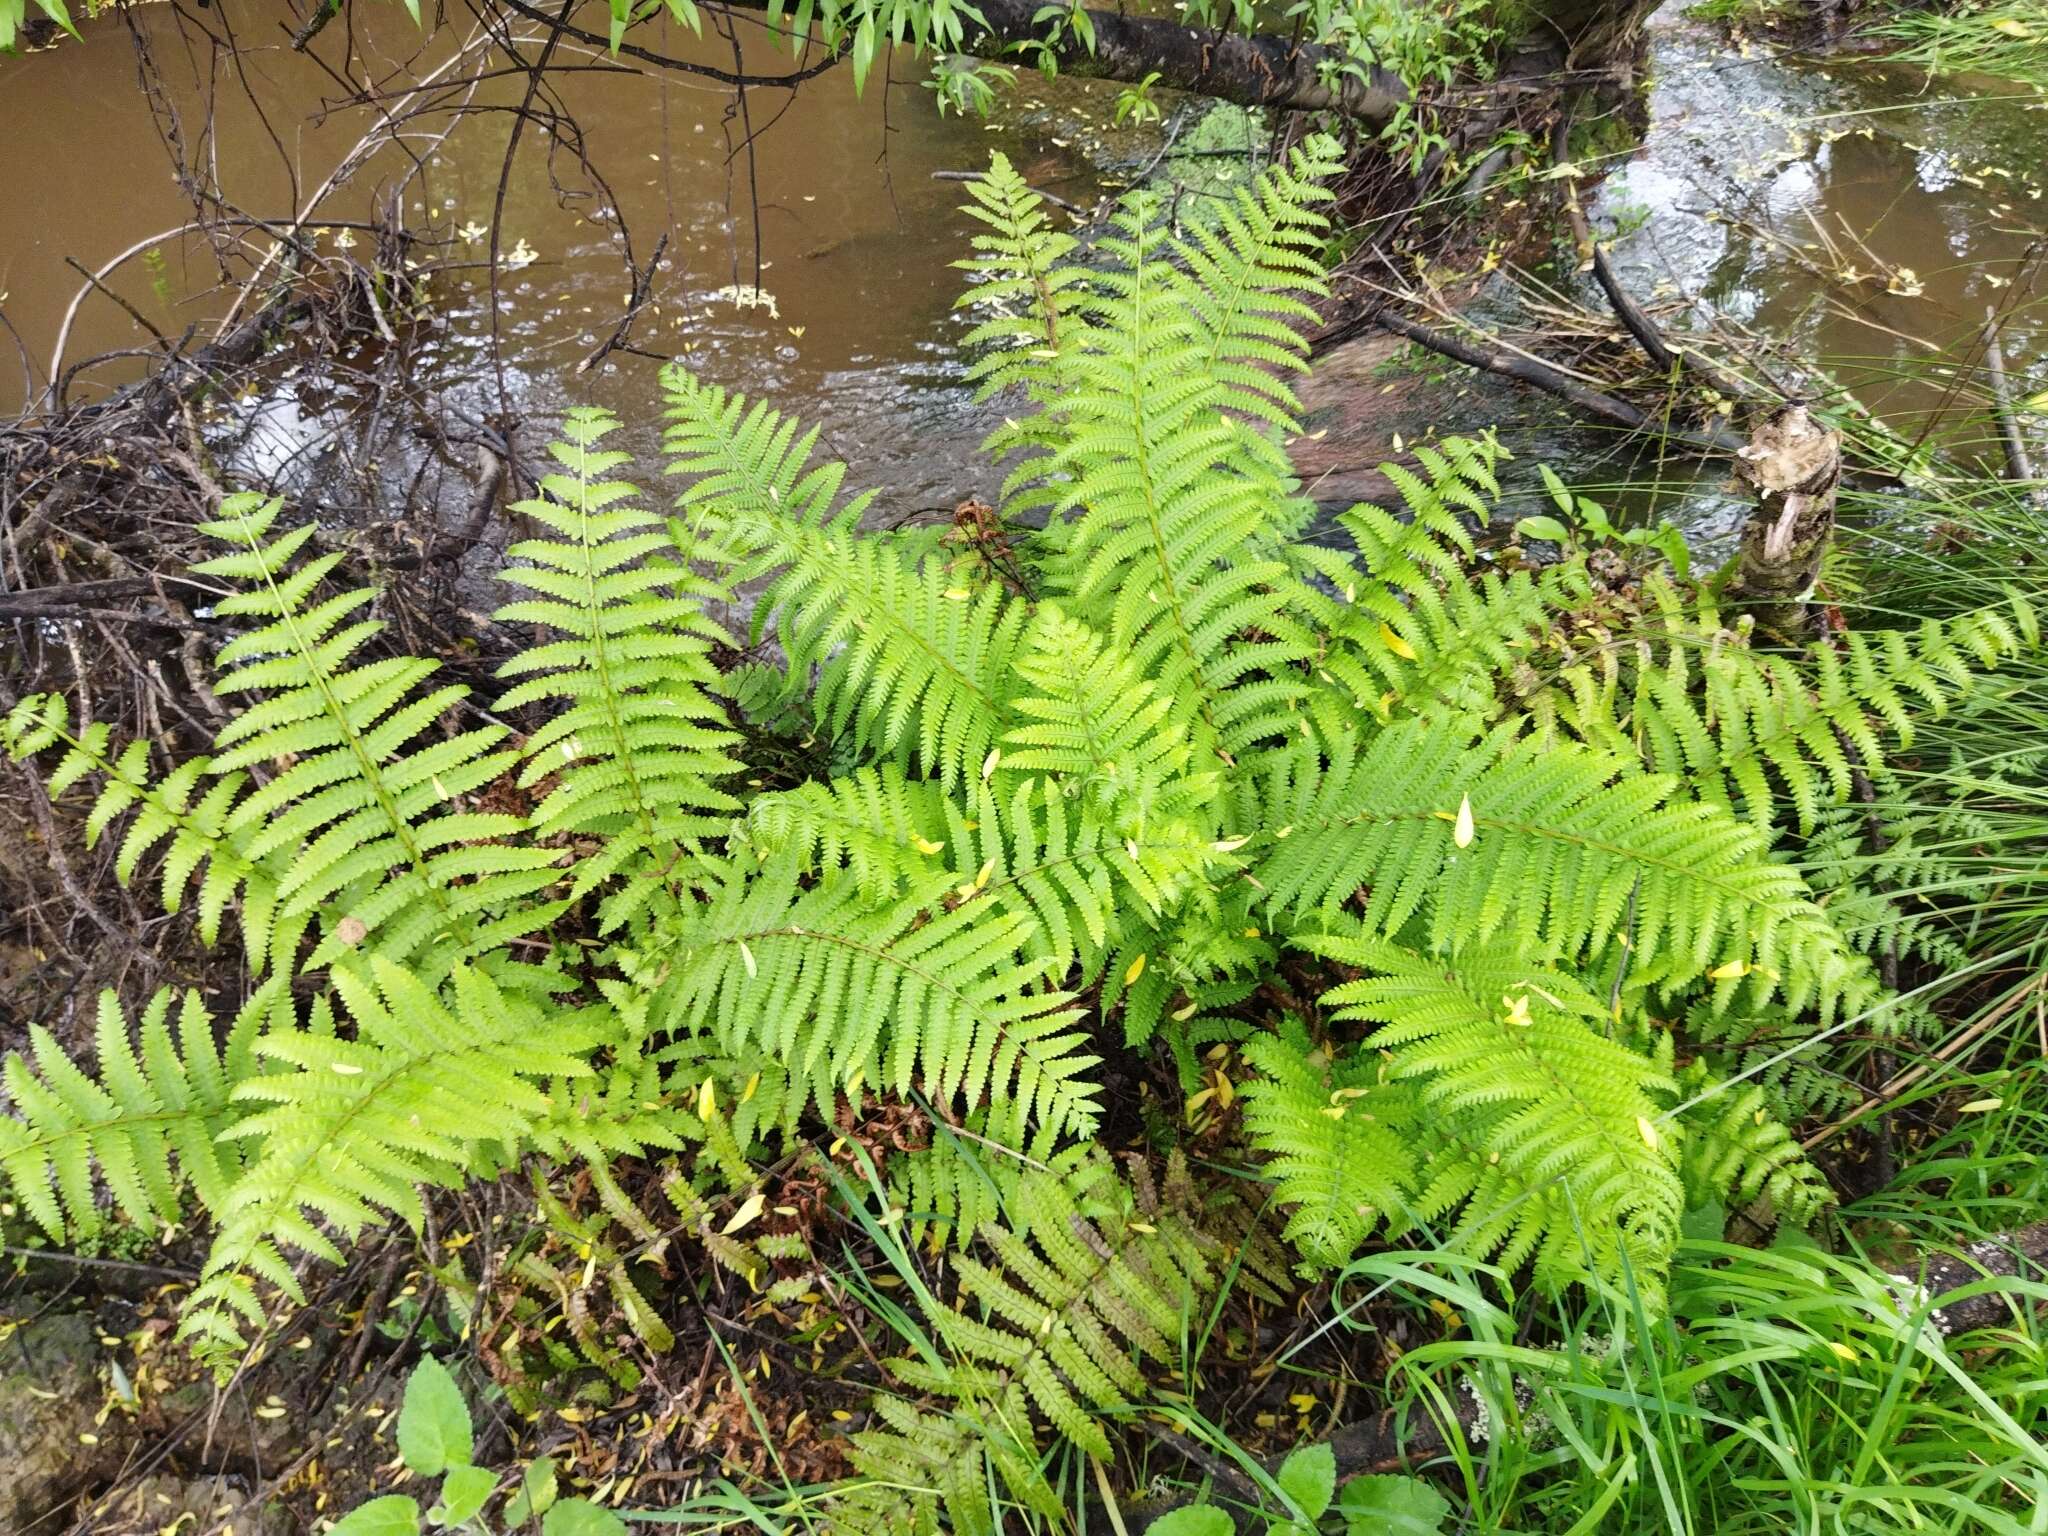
[1249,720,1877,1020]
[1674,1065,1833,1222]
[495,406,745,926]
[954,150,1083,427]
[740,763,951,904]
[1536,594,2035,835]
[1000,602,1213,821]
[3,694,305,975]
[939,775,1220,981]
[1301,929,1687,1296]
[665,372,1026,787]
[647,855,1102,1139]
[0,987,265,1241]
[178,961,599,1367]
[192,493,562,978]
[842,1161,1223,1532]
[1177,132,1343,431]
[1239,1017,1416,1267]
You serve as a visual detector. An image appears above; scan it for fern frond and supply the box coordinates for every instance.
[647,855,1101,1139]
[1249,720,1877,1020]
[495,406,745,926]
[665,371,1026,787]
[1177,132,1343,430]
[0,988,265,1241]
[178,961,599,1368]
[192,493,562,978]
[1531,593,2033,835]
[954,150,1083,425]
[1239,1017,1416,1267]
[842,1160,1223,1531]
[1301,929,1686,1296]
[1000,603,1213,822]
[939,775,1220,982]
[3,694,305,975]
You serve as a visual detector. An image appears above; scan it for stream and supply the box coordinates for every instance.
[0,1,2042,544]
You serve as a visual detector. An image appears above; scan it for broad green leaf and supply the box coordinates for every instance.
[542,1499,629,1536]
[396,1356,472,1477]
[1339,1473,1450,1534]
[1515,515,1570,545]
[328,1495,421,1536]
[437,1464,498,1526]
[505,1456,560,1524]
[1145,1509,1234,1536]
[1276,1443,1335,1521]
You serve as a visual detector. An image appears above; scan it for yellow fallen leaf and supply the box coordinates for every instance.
[1125,953,1148,985]
[721,1192,766,1235]
[1453,793,1475,848]
[1992,16,2032,36]
[1638,1116,1660,1149]
[1960,1097,2004,1113]
[1708,959,1750,980]
[1379,622,1418,661]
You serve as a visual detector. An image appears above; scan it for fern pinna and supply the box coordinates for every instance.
[0,130,2031,1516]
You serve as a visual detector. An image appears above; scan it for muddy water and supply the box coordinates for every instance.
[0,3,1121,510]
[1,1,2043,538]
[1596,5,2047,467]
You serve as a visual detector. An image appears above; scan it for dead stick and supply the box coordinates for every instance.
[1983,307,2037,484]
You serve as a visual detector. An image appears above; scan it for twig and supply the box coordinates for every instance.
[931,169,1090,218]
[1982,307,2038,484]
[577,232,668,375]
[1374,308,1744,453]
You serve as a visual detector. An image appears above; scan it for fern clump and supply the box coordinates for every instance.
[1,132,2027,1509]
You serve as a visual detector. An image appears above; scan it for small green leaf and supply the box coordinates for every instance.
[505,1457,559,1524]
[1339,1473,1451,1534]
[1276,1442,1335,1520]
[397,1356,472,1478]
[328,1495,422,1536]
[1515,515,1570,545]
[437,1464,498,1527]
[542,1499,629,1536]
[1145,1509,1234,1536]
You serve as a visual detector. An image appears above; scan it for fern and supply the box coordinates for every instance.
[0,988,263,1241]
[193,492,563,979]
[2,695,305,975]
[5,126,2006,1409]
[838,1161,1225,1533]
[178,961,601,1364]
[1530,586,2035,834]
[1297,930,1686,1297]
[494,406,745,927]
[1249,719,1877,1020]
[1238,1017,1416,1267]
[665,372,1025,790]
[644,853,1102,1140]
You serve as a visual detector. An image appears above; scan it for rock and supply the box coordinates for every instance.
[0,1309,130,1535]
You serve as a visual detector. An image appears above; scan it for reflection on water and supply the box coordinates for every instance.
[0,0,2042,546]
[1597,3,2046,453]
[0,2,1109,513]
